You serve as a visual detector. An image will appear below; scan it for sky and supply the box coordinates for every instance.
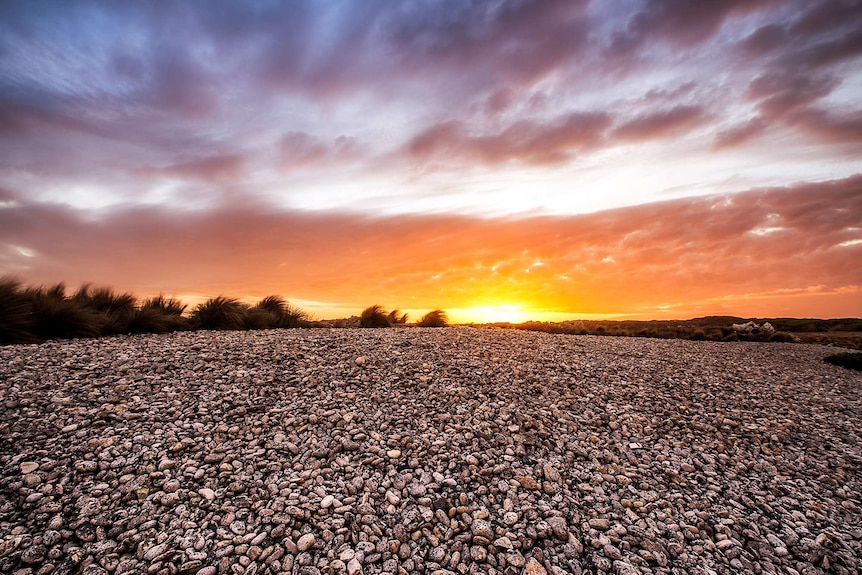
[1,0,861,322]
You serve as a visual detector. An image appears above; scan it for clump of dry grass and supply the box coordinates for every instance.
[27,283,104,340]
[190,297,250,330]
[253,295,310,328]
[360,305,392,328]
[0,277,34,344]
[824,352,862,371]
[418,309,448,327]
[0,277,314,344]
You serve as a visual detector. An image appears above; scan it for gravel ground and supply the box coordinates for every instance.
[1,328,860,575]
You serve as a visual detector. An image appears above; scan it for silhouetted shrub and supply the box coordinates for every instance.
[254,295,310,328]
[0,277,34,344]
[191,297,249,330]
[73,284,138,334]
[388,309,408,325]
[27,284,104,340]
[128,307,179,334]
[245,308,276,330]
[689,329,707,341]
[132,295,188,333]
[824,352,862,371]
[418,310,448,327]
[141,295,186,316]
[360,305,391,328]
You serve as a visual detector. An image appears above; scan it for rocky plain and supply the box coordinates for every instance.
[1,327,860,575]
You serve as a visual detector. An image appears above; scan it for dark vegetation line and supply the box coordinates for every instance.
[501,317,862,347]
[0,277,312,345]
[0,277,452,345]
[2,276,860,367]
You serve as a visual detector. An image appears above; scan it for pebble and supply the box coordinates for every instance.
[0,328,857,575]
[546,516,569,540]
[296,534,315,552]
[524,557,547,575]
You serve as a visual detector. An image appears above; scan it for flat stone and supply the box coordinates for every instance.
[514,476,540,490]
[524,557,547,575]
[296,533,315,552]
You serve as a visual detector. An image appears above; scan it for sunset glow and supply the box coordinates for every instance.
[1,1,860,320]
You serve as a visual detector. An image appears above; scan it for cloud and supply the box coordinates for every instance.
[279,132,363,171]
[141,153,246,183]
[611,0,780,53]
[712,118,769,149]
[406,104,712,167]
[407,112,611,166]
[2,175,860,317]
[1,0,861,225]
[611,105,707,142]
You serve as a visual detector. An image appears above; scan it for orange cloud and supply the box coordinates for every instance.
[3,176,860,320]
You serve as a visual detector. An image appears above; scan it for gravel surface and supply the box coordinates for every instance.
[1,328,860,575]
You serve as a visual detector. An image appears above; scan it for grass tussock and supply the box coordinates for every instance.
[0,277,35,344]
[360,305,392,328]
[253,295,311,328]
[190,297,250,330]
[823,352,862,371]
[0,277,311,345]
[418,309,448,327]
[27,283,104,340]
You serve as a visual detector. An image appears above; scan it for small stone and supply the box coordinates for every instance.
[75,460,98,472]
[321,495,335,509]
[542,464,562,483]
[524,557,547,575]
[589,518,610,531]
[506,551,526,568]
[21,545,46,564]
[230,521,246,535]
[339,549,355,562]
[469,545,486,562]
[355,356,366,366]
[161,492,179,506]
[515,476,540,490]
[386,449,401,459]
[471,519,493,540]
[547,516,569,540]
[346,557,362,575]
[199,488,216,500]
[143,542,168,561]
[296,534,315,552]
[20,461,39,474]
[196,568,217,575]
